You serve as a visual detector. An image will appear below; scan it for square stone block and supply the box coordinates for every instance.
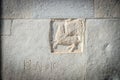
[2,0,33,18]
[50,19,85,53]
[95,0,120,18]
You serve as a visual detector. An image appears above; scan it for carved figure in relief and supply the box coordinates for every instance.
[53,19,83,52]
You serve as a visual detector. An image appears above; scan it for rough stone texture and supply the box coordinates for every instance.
[1,0,120,79]
[2,0,33,18]
[32,0,94,18]
[2,19,86,80]
[95,0,120,18]
[1,18,120,80]
[2,0,94,18]
[0,20,11,36]
[86,19,120,80]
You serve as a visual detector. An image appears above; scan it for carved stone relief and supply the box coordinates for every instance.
[50,19,85,53]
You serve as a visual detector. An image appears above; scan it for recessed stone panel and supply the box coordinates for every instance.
[50,19,85,53]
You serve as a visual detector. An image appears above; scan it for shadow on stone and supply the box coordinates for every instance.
[0,0,3,80]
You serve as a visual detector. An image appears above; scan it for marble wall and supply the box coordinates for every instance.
[1,0,120,80]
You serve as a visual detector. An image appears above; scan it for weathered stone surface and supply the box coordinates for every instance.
[2,19,86,80]
[2,0,33,18]
[95,0,120,18]
[2,0,94,18]
[86,19,120,80]
[33,0,94,18]
[50,19,85,53]
[0,20,11,36]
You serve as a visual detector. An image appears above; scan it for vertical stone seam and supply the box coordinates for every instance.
[9,19,13,36]
[93,0,96,18]
[49,19,53,53]
[84,18,87,80]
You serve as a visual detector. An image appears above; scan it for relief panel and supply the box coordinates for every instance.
[50,19,85,53]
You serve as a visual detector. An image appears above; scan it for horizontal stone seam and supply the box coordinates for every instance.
[1,17,120,19]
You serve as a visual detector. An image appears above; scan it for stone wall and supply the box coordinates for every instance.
[1,0,120,80]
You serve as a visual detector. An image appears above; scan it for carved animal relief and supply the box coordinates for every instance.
[50,19,85,53]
